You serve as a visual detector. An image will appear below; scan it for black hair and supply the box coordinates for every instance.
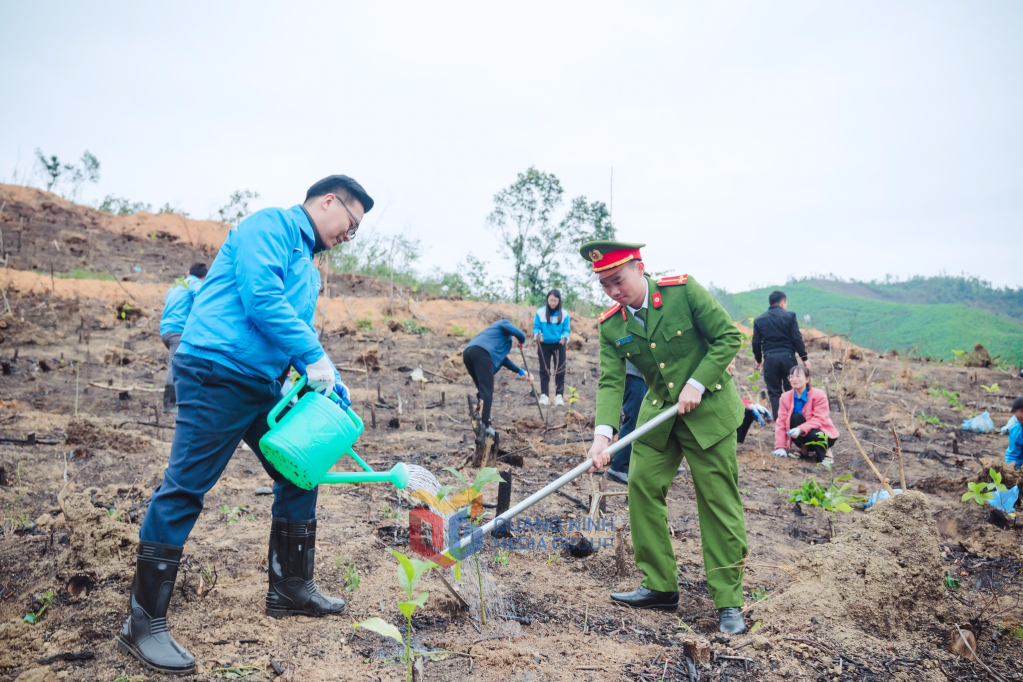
[304,175,374,213]
[789,364,810,379]
[545,289,563,322]
[1012,396,1023,413]
[769,290,787,306]
[188,262,208,278]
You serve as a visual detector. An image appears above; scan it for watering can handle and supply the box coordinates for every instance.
[267,373,343,429]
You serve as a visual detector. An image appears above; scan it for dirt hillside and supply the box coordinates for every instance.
[1,189,1022,682]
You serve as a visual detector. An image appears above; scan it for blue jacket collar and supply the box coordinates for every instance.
[297,205,326,254]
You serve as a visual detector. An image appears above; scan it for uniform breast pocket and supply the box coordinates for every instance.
[663,317,695,359]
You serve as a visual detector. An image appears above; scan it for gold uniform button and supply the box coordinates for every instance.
[652,399,658,405]
[716,384,722,390]
[659,362,665,369]
[668,382,674,388]
[650,342,656,349]
[626,352,631,357]
[676,330,682,336]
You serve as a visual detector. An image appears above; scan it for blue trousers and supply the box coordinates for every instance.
[609,374,648,473]
[140,353,318,546]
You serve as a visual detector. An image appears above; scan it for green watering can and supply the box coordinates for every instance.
[259,375,409,490]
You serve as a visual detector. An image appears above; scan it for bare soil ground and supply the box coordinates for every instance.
[1,187,1022,682]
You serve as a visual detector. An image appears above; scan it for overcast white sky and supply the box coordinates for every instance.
[2,2,1021,292]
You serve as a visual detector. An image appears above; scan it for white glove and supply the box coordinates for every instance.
[772,448,789,458]
[787,427,801,437]
[1001,415,1019,434]
[306,355,335,392]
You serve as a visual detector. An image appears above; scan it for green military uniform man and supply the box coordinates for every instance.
[580,240,749,634]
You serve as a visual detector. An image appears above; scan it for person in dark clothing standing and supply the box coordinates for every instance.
[463,319,532,435]
[752,290,809,420]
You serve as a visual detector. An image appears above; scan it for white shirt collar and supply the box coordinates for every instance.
[626,279,649,315]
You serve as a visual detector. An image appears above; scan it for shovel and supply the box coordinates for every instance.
[519,346,547,422]
[447,403,680,554]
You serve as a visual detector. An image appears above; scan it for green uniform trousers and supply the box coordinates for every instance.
[628,415,748,608]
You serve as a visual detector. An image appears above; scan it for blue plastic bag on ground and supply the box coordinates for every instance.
[866,488,904,509]
[989,485,1019,513]
[961,411,995,433]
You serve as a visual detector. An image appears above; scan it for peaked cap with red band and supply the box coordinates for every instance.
[578,240,646,273]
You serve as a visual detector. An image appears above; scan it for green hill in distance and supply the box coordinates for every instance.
[712,277,1023,366]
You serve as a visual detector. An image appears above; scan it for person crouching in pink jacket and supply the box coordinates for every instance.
[773,365,839,462]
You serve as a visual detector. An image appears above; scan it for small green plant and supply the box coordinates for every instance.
[781,461,865,537]
[962,482,994,505]
[930,387,963,410]
[356,316,374,332]
[353,549,438,682]
[450,325,467,337]
[918,411,946,427]
[546,553,559,564]
[343,562,361,592]
[220,504,249,525]
[747,370,761,397]
[962,468,1008,505]
[402,319,430,335]
[23,589,55,624]
[112,676,147,682]
[675,617,695,634]
[211,664,263,678]
[750,586,769,602]
[980,383,1000,393]
[382,503,401,520]
[494,549,510,566]
[943,572,961,591]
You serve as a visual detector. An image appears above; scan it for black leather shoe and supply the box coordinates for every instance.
[609,586,679,611]
[117,541,196,676]
[718,607,748,634]
[266,518,346,618]
[606,468,629,485]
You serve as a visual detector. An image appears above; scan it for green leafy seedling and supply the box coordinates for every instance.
[343,562,361,592]
[980,383,1000,393]
[494,549,510,566]
[353,549,438,682]
[943,572,961,591]
[24,589,55,624]
[962,481,994,505]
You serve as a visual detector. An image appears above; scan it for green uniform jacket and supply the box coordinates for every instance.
[595,275,744,451]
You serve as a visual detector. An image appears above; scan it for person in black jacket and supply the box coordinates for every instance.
[752,290,809,420]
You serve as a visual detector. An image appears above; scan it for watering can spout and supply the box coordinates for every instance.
[318,463,409,489]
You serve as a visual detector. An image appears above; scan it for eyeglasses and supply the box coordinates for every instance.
[331,194,360,242]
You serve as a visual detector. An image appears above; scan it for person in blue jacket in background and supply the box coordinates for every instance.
[118,176,371,676]
[532,288,571,406]
[1005,396,1023,470]
[463,319,532,436]
[159,262,207,414]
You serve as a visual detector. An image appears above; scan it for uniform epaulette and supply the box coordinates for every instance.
[597,303,622,323]
[657,274,688,286]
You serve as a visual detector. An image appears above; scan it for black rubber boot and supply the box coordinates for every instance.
[266,518,346,618]
[609,586,679,611]
[162,384,176,414]
[117,541,196,675]
[718,607,748,634]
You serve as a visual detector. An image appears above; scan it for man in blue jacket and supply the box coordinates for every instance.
[159,262,208,414]
[118,176,371,676]
[463,319,531,436]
